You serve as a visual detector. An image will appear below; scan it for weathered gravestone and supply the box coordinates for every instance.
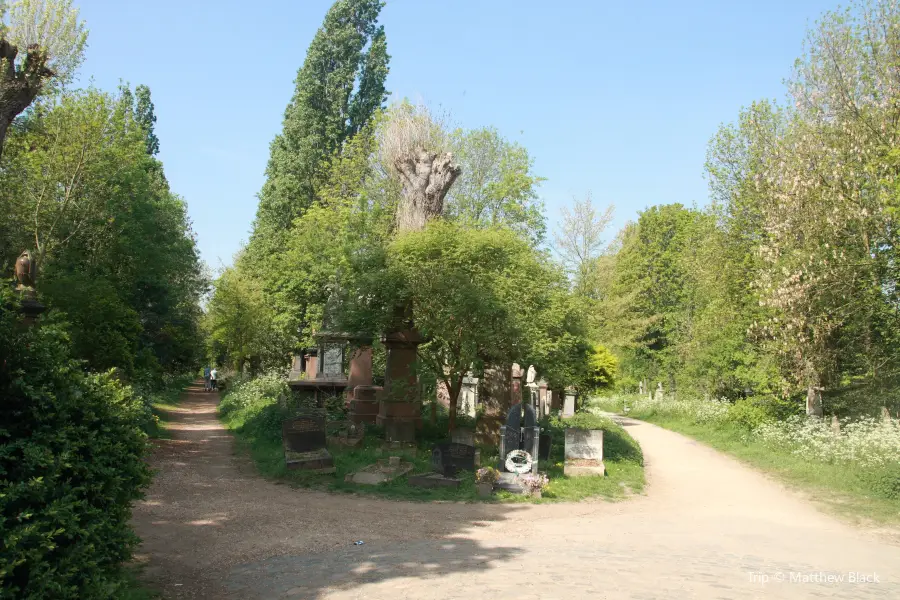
[282,414,335,473]
[564,428,605,476]
[562,388,576,417]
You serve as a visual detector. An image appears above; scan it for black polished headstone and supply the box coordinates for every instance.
[431,442,476,476]
[539,432,552,461]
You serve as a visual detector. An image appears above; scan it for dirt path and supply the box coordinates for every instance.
[132,383,900,599]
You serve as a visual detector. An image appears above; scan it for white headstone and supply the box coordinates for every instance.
[563,390,575,417]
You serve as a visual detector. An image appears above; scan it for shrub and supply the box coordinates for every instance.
[726,398,774,430]
[857,463,900,501]
[0,303,152,599]
[219,372,292,440]
[562,412,614,431]
[753,415,900,468]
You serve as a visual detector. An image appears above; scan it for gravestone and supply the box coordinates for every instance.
[459,375,479,418]
[322,343,344,377]
[451,428,475,446]
[564,428,605,476]
[538,432,552,461]
[431,442,476,476]
[497,402,541,493]
[563,388,576,417]
[282,414,335,473]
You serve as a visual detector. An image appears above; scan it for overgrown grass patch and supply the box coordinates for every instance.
[219,375,645,503]
[141,374,194,439]
[593,396,900,525]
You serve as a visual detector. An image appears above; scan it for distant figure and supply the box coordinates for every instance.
[210,367,218,391]
[203,366,211,392]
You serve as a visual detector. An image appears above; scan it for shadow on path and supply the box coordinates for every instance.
[132,382,525,600]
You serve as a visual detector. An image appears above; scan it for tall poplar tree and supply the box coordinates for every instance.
[250,0,389,249]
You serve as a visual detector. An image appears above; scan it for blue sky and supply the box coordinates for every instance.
[75,0,835,269]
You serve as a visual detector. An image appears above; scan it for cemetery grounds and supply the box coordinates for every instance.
[129,382,900,599]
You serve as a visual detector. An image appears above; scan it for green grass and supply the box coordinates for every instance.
[220,393,644,504]
[601,402,900,526]
[144,375,193,439]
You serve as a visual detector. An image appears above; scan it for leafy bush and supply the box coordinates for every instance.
[561,412,614,431]
[726,398,774,430]
[0,302,152,599]
[857,463,900,501]
[218,372,291,440]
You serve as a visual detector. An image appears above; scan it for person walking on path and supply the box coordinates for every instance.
[203,366,211,392]
[210,367,218,391]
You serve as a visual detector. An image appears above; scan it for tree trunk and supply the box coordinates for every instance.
[447,373,464,433]
[0,40,52,160]
[806,384,823,417]
[394,150,461,232]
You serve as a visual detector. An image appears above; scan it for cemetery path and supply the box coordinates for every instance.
[133,384,900,600]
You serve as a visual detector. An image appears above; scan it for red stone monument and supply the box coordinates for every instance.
[377,328,423,441]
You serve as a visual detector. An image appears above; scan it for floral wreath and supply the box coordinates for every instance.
[504,449,533,474]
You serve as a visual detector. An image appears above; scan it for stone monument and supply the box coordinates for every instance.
[377,328,423,441]
[564,427,605,476]
[563,387,576,417]
[282,413,335,473]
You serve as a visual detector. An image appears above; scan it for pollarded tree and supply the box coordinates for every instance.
[0,0,87,158]
[378,102,460,233]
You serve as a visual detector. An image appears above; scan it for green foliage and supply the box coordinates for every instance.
[725,398,775,431]
[444,127,546,243]
[251,0,389,240]
[558,412,614,431]
[0,299,152,599]
[0,86,205,377]
[857,463,900,501]
[586,344,617,391]
[134,84,159,156]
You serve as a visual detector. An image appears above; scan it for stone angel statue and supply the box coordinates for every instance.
[526,365,537,386]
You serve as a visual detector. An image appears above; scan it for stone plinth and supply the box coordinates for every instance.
[377,329,423,440]
[346,347,373,394]
[349,385,381,425]
[344,458,413,485]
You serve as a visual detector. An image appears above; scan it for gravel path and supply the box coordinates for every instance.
[132,383,900,599]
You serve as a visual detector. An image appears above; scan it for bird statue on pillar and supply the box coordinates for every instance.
[15,250,36,290]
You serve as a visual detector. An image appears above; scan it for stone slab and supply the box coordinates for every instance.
[344,459,414,485]
[564,461,606,477]
[495,472,525,494]
[285,449,335,474]
[407,473,462,489]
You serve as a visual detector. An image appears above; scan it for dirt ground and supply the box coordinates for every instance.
[131,382,900,599]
